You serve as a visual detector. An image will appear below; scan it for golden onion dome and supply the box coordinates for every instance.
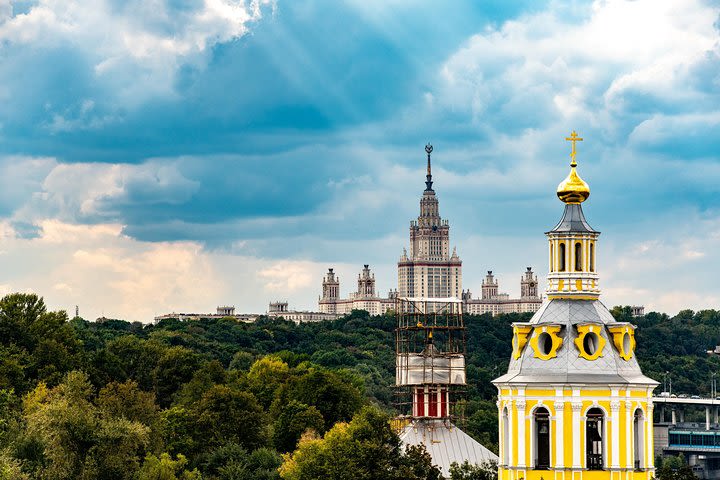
[557,130,590,204]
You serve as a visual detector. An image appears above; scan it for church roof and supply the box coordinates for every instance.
[493,299,658,386]
[547,203,598,234]
[399,420,498,476]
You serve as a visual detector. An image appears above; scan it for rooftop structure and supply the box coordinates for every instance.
[395,296,497,475]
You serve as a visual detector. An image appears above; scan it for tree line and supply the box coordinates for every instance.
[0,292,717,479]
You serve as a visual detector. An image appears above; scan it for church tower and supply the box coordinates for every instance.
[398,144,462,300]
[493,132,658,480]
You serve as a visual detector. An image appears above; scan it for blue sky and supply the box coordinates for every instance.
[0,0,718,321]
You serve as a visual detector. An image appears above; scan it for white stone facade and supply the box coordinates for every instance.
[462,268,542,315]
[318,146,542,317]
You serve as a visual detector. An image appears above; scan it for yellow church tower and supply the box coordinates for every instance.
[493,132,658,480]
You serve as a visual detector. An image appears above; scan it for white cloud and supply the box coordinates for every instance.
[0,0,275,103]
[12,159,200,223]
[435,0,717,131]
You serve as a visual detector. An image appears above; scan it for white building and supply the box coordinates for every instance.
[318,265,398,316]
[320,144,542,317]
[462,268,542,315]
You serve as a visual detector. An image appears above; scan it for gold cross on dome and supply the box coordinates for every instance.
[565,130,583,167]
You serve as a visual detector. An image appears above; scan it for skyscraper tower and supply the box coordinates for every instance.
[493,132,658,480]
[395,297,496,475]
[398,144,462,299]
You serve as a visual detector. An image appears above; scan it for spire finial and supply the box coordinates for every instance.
[557,130,590,203]
[565,130,583,167]
[424,143,434,191]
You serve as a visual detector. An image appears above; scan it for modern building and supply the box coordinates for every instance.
[319,144,542,316]
[395,297,497,475]
[493,132,659,480]
[653,396,720,479]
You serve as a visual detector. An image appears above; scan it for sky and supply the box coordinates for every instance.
[0,0,718,322]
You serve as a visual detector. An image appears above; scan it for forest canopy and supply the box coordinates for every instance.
[0,292,717,479]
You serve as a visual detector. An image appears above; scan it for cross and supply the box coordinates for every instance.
[565,130,583,167]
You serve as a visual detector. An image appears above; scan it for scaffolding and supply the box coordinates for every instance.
[394,297,467,424]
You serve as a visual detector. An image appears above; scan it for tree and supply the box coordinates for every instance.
[137,453,201,480]
[279,406,441,480]
[0,450,29,480]
[449,460,498,480]
[22,371,151,480]
[202,444,281,480]
[97,380,159,425]
[277,368,363,429]
[229,351,254,372]
[273,401,325,453]
[246,357,290,408]
[195,385,266,451]
[153,347,203,407]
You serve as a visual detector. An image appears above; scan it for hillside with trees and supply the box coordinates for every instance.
[0,292,717,479]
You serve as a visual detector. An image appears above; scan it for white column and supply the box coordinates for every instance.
[555,401,565,468]
[424,386,429,417]
[625,401,633,470]
[497,400,504,467]
[706,407,711,431]
[572,402,583,469]
[508,399,515,467]
[611,401,620,469]
[517,399,527,468]
[646,404,654,471]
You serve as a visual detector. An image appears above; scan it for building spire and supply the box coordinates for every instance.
[557,130,590,204]
[425,143,434,191]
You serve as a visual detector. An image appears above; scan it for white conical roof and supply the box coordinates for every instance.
[400,419,498,476]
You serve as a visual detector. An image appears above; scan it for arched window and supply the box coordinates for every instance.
[559,243,566,272]
[575,242,583,271]
[586,408,604,470]
[589,243,595,272]
[550,244,554,272]
[634,409,644,470]
[503,407,510,466]
[534,407,550,469]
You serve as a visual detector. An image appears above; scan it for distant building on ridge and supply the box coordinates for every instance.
[319,144,542,316]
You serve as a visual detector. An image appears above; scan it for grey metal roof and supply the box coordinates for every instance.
[399,420,498,476]
[546,203,598,234]
[493,299,659,387]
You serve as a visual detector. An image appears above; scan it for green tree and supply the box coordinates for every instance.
[273,401,325,453]
[202,444,281,480]
[247,357,290,408]
[153,347,202,407]
[0,450,29,480]
[278,368,363,429]
[195,385,266,451]
[279,406,441,480]
[137,453,202,480]
[449,460,498,480]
